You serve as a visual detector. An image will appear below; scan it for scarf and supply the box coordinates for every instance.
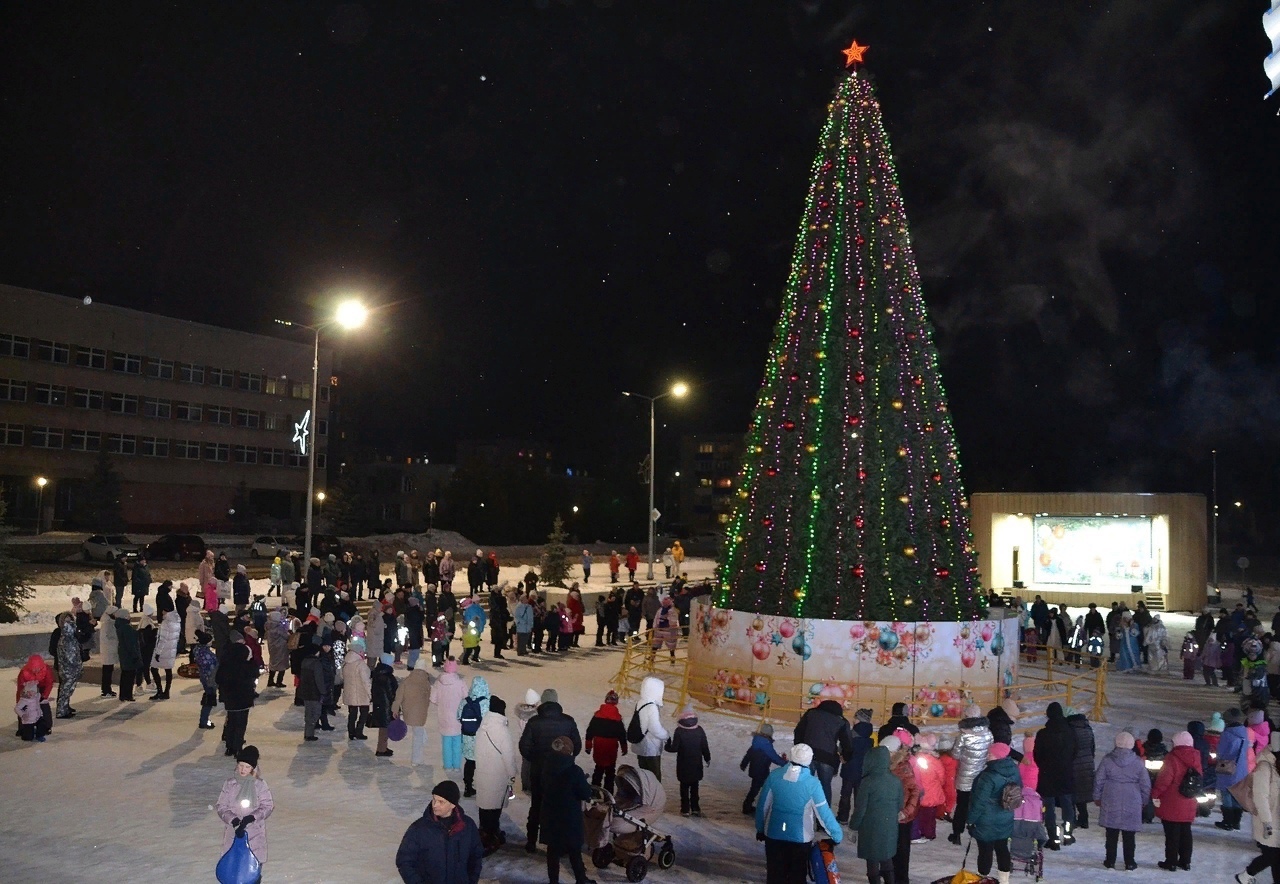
[234,773,258,811]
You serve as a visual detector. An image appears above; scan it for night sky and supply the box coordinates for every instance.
[1,3,1276,535]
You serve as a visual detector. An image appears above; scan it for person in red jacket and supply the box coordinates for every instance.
[584,690,628,792]
[1152,730,1203,871]
[937,735,959,818]
[15,654,54,737]
[625,548,640,583]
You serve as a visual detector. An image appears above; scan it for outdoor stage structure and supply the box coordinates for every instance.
[685,46,1019,725]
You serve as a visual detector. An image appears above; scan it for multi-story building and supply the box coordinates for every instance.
[344,456,457,531]
[676,432,745,533]
[0,284,333,532]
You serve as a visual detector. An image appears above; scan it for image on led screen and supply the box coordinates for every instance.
[1032,516,1153,586]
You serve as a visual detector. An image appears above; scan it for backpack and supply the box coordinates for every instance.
[1178,766,1205,798]
[998,780,1024,811]
[286,631,301,651]
[460,696,483,736]
[627,702,654,744]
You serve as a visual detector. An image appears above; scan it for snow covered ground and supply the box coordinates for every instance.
[0,577,1269,882]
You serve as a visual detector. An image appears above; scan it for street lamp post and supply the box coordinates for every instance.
[35,476,48,535]
[275,299,367,569]
[623,382,688,581]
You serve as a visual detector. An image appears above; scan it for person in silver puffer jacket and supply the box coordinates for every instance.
[948,706,993,843]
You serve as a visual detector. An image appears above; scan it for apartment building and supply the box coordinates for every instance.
[0,284,333,531]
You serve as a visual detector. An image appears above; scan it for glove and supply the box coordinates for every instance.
[230,817,240,827]
[756,832,766,842]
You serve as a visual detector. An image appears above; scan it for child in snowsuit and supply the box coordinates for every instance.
[739,722,787,815]
[193,631,219,730]
[665,704,711,816]
[584,690,628,793]
[1180,633,1199,680]
[15,681,45,741]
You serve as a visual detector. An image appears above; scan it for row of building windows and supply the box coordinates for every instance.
[0,378,327,435]
[0,333,327,401]
[0,422,325,467]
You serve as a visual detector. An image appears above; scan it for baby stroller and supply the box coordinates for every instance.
[1010,786,1048,880]
[585,764,675,882]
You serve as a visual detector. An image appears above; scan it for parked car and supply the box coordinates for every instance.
[82,534,140,562]
[292,534,344,559]
[144,534,207,562]
[250,535,298,558]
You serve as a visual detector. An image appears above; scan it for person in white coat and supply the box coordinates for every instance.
[150,608,181,700]
[99,604,121,698]
[1239,731,1280,883]
[1145,615,1170,674]
[474,695,519,852]
[634,676,670,781]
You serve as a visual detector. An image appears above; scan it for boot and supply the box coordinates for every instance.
[997,871,1011,884]
[1237,873,1258,884]
[1061,821,1076,846]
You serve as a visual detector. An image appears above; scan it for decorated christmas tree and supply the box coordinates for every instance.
[718,43,982,623]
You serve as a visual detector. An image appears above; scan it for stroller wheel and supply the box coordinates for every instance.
[592,845,615,869]
[657,841,676,870]
[625,855,649,882]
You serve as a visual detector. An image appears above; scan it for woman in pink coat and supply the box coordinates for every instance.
[215,745,274,868]
[430,659,468,771]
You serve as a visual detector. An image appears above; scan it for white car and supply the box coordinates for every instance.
[250,536,298,558]
[82,534,140,562]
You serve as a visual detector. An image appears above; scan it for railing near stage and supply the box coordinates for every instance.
[613,630,1109,730]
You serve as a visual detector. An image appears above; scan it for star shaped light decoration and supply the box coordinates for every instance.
[842,39,869,67]
[292,409,311,456]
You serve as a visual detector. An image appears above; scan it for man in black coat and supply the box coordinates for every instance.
[112,555,130,607]
[794,699,854,804]
[216,641,258,757]
[395,780,484,884]
[1032,701,1078,849]
[540,736,594,884]
[1030,595,1051,643]
[517,689,582,852]
[467,553,485,598]
[1066,711,1097,829]
[488,588,509,660]
[1083,603,1105,640]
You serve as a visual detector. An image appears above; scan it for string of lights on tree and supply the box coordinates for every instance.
[718,41,982,623]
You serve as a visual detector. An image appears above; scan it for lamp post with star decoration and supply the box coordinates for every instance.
[274,299,368,569]
[716,41,983,624]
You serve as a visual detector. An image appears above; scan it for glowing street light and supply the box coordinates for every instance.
[622,381,691,581]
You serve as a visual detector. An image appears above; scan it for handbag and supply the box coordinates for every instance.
[387,717,408,742]
[1229,774,1259,815]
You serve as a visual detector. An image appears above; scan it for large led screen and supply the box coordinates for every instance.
[1032,516,1153,586]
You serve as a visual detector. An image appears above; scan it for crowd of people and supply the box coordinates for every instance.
[19,556,1280,884]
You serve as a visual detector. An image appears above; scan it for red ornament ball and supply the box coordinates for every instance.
[782,420,796,432]
[765,468,778,477]
[852,564,866,578]
[854,372,866,384]
[854,517,865,530]
[848,327,862,338]
[762,517,774,527]
[754,562,767,573]
[789,373,800,382]
[846,416,860,426]
[857,470,867,481]
[931,472,942,483]
[936,568,950,579]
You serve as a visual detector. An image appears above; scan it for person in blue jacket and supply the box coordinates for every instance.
[756,743,842,884]
[1216,707,1252,831]
[741,722,788,814]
